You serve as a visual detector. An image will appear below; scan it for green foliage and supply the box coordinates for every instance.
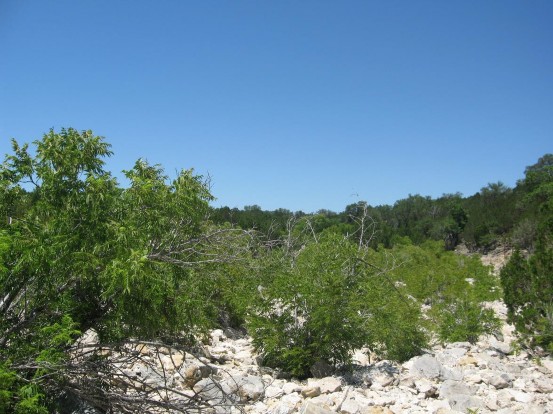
[387,241,500,344]
[0,364,16,414]
[462,182,519,250]
[249,235,368,377]
[511,218,538,251]
[438,298,500,343]
[390,241,500,304]
[0,128,250,410]
[501,239,553,350]
[364,293,428,362]
[501,155,553,352]
[248,232,500,376]
[248,234,428,378]
[14,385,48,414]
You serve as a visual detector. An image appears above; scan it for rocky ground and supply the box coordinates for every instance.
[75,248,553,413]
[112,299,553,414]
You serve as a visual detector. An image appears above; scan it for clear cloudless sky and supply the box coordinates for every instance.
[1,1,551,212]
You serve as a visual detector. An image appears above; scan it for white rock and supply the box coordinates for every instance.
[485,393,499,411]
[270,392,303,414]
[446,342,472,350]
[210,345,230,355]
[488,337,512,354]
[540,358,553,373]
[308,377,342,394]
[210,329,225,342]
[250,401,269,413]
[75,328,99,348]
[533,377,553,393]
[414,379,437,398]
[508,389,534,403]
[340,398,360,414]
[448,395,484,413]
[369,394,396,407]
[265,385,283,399]
[485,373,511,389]
[193,377,229,401]
[299,401,334,414]
[234,350,255,365]
[512,378,526,389]
[282,382,302,394]
[411,355,442,379]
[349,390,371,406]
[352,348,371,366]
[233,376,265,401]
[424,399,451,412]
[496,389,515,408]
[464,373,483,384]
[439,380,475,400]
[437,347,467,366]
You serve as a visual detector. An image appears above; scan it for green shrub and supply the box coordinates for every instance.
[248,235,368,377]
[437,298,500,343]
[248,234,428,377]
[501,241,553,351]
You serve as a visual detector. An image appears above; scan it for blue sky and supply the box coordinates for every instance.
[1,1,551,212]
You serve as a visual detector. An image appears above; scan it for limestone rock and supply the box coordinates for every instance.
[439,380,475,400]
[135,343,150,355]
[75,329,99,348]
[308,377,342,394]
[299,401,334,414]
[414,378,437,398]
[411,355,442,379]
[459,355,478,366]
[533,377,553,393]
[282,382,302,394]
[84,314,553,414]
[302,386,322,398]
[265,385,283,399]
[448,395,483,413]
[270,392,302,414]
[340,398,360,414]
[193,378,232,403]
[182,364,203,387]
[363,407,394,414]
[233,375,266,401]
[508,389,534,403]
[485,373,511,389]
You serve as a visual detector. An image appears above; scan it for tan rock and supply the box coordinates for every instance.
[182,364,202,387]
[363,407,394,414]
[459,356,478,366]
[135,344,150,355]
[170,352,184,368]
[302,386,322,398]
[300,401,334,414]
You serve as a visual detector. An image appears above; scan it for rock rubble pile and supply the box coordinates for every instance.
[109,300,553,413]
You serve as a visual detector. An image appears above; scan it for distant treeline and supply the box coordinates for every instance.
[211,155,553,252]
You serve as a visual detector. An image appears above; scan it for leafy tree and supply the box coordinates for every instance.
[462,182,519,250]
[501,154,553,351]
[0,128,249,412]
